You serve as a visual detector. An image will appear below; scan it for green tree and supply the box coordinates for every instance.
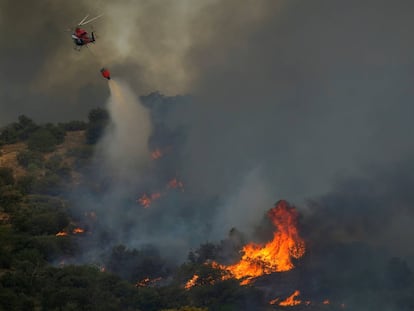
[59,120,88,131]
[17,115,39,140]
[27,128,58,152]
[0,115,38,145]
[44,123,65,145]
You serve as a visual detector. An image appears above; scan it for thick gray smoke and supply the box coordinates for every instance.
[303,157,414,260]
[3,0,414,271]
[170,0,414,204]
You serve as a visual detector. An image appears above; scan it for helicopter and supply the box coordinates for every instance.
[70,14,103,50]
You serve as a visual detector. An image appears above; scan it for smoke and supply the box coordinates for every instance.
[97,79,151,178]
[166,0,414,205]
[3,1,414,294]
[210,168,275,240]
[303,157,414,260]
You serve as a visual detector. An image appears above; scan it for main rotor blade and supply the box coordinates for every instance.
[78,14,89,25]
[79,14,104,26]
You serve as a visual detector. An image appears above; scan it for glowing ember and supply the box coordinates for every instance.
[168,178,184,191]
[269,298,280,305]
[138,193,151,208]
[72,227,85,234]
[323,299,330,305]
[137,192,162,208]
[55,231,68,236]
[136,277,162,287]
[279,290,301,307]
[136,277,150,287]
[137,178,184,208]
[184,274,199,290]
[151,149,163,160]
[217,200,305,283]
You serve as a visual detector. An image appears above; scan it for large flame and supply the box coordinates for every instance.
[221,200,305,283]
[184,274,199,290]
[279,290,302,306]
[185,200,306,288]
[72,227,85,234]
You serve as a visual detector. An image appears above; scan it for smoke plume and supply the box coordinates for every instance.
[97,80,151,178]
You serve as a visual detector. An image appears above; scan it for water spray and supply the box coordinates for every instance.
[98,79,152,179]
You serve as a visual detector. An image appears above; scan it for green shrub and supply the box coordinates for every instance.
[45,154,62,171]
[31,173,63,196]
[44,123,65,145]
[27,129,59,153]
[0,115,39,144]
[0,167,14,186]
[59,120,88,131]
[16,150,43,168]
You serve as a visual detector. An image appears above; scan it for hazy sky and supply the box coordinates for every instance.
[2,0,414,258]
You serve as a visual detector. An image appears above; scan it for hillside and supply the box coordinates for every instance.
[0,142,26,178]
[0,130,86,179]
[1,105,413,311]
[0,110,268,311]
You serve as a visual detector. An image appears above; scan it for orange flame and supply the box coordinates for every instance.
[323,299,330,305]
[136,277,150,287]
[269,298,280,305]
[136,277,162,287]
[138,193,151,208]
[279,290,301,307]
[217,200,305,283]
[184,274,199,290]
[55,231,68,236]
[137,178,184,208]
[184,201,305,289]
[72,227,85,234]
[137,192,162,208]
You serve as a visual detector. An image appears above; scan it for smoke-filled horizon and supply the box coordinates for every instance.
[2,0,414,267]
